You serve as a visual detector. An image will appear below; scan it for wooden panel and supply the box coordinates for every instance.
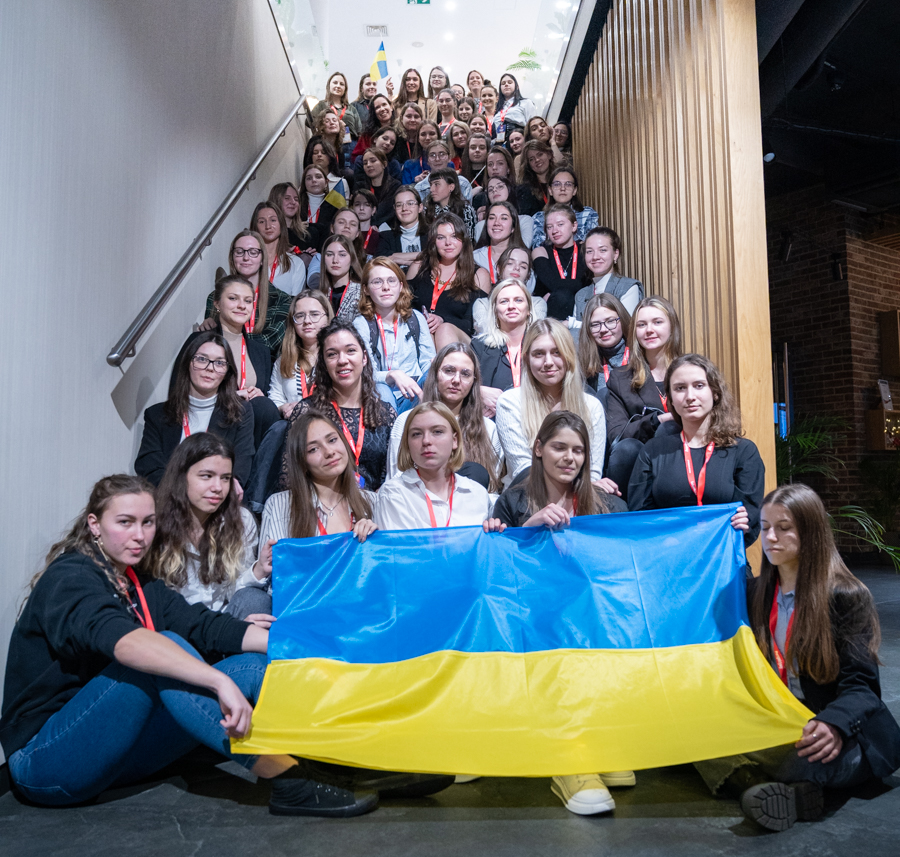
[573,0,776,510]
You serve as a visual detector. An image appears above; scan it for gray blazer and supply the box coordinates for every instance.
[573,274,645,320]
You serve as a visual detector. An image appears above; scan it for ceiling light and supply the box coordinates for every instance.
[445,32,454,41]
[412,41,424,47]
[446,1,457,9]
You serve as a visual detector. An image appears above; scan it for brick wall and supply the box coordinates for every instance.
[765,185,900,544]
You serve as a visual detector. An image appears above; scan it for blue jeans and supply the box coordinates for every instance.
[8,633,265,806]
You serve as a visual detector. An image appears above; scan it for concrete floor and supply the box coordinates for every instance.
[2,567,898,857]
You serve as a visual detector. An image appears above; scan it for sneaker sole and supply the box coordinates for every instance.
[550,781,616,816]
[269,791,379,818]
[600,771,636,788]
[741,782,823,832]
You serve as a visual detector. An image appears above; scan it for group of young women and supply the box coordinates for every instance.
[4,63,897,833]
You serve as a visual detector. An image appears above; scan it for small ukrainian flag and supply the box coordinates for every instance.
[370,41,388,82]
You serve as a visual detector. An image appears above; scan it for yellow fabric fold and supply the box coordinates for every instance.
[233,626,813,775]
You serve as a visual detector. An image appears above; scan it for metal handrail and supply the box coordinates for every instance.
[106,96,305,367]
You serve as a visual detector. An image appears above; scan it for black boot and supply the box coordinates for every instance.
[297,759,456,798]
[740,781,824,831]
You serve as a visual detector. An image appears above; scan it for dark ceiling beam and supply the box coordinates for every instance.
[755,0,807,63]
[758,0,870,117]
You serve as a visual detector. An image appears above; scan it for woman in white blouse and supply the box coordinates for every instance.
[268,291,333,419]
[375,402,505,532]
[259,410,378,547]
[494,319,615,491]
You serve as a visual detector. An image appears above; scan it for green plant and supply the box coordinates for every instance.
[830,506,900,572]
[774,415,848,484]
[507,48,541,72]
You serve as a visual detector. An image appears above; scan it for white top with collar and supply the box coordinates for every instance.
[374,469,493,531]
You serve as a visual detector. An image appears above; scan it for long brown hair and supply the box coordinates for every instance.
[227,229,270,335]
[423,343,500,491]
[577,293,631,381]
[284,411,373,538]
[628,296,683,391]
[30,475,155,594]
[393,68,427,108]
[303,320,393,429]
[279,291,334,379]
[319,234,364,296]
[474,201,527,251]
[268,183,310,244]
[357,257,414,322]
[665,354,743,447]
[164,332,245,426]
[250,201,296,273]
[421,212,480,303]
[750,483,882,684]
[526,411,605,517]
[148,433,245,589]
[423,169,468,226]
[521,139,553,203]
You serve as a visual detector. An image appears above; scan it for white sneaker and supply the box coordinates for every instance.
[600,770,636,787]
[551,774,616,815]
[453,775,481,784]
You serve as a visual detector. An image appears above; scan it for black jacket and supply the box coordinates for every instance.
[0,552,249,758]
[747,576,900,779]
[172,327,272,397]
[471,339,515,392]
[605,366,669,444]
[135,400,255,487]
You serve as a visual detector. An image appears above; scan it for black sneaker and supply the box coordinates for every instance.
[298,760,455,798]
[269,774,379,818]
[740,781,824,831]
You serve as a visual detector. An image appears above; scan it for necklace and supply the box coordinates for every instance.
[317,495,342,517]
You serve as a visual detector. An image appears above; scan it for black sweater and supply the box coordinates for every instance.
[492,485,628,528]
[0,552,249,758]
[532,244,589,320]
[627,433,765,545]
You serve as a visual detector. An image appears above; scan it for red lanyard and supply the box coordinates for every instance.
[238,336,247,390]
[487,246,497,284]
[269,259,279,282]
[602,346,629,382]
[331,104,347,121]
[376,314,399,370]
[364,227,375,251]
[299,368,313,399]
[508,344,521,387]
[124,566,155,631]
[439,121,452,135]
[328,282,352,315]
[498,104,511,126]
[553,245,577,279]
[431,271,455,310]
[310,206,321,223]
[182,414,191,438]
[658,390,669,412]
[769,583,796,685]
[316,502,354,536]
[421,473,455,527]
[332,403,364,466]
[681,432,715,505]
[245,285,259,334]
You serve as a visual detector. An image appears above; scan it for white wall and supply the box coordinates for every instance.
[0,0,303,761]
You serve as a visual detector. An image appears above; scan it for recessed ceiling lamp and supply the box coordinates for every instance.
[412,41,424,47]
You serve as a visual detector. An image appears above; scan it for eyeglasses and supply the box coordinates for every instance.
[439,365,474,380]
[369,277,400,288]
[293,311,325,323]
[394,200,418,209]
[589,317,621,332]
[233,247,261,258]
[191,355,228,373]
[551,181,576,190]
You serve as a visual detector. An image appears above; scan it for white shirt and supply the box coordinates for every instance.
[472,246,537,294]
[494,386,607,483]
[260,488,377,548]
[267,361,311,408]
[307,192,325,221]
[386,410,503,480]
[175,507,261,611]
[272,255,307,297]
[374,469,493,531]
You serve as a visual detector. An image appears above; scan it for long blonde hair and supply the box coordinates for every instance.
[627,296,683,391]
[279,291,334,379]
[520,319,592,446]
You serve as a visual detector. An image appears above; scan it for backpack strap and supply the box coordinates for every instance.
[406,311,422,362]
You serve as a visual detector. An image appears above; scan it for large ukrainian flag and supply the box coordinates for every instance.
[233,504,812,774]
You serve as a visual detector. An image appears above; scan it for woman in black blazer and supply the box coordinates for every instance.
[136,332,254,488]
[698,482,900,832]
[175,276,278,448]
[605,296,683,498]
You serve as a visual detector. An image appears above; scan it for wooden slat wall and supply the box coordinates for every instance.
[574,0,776,498]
